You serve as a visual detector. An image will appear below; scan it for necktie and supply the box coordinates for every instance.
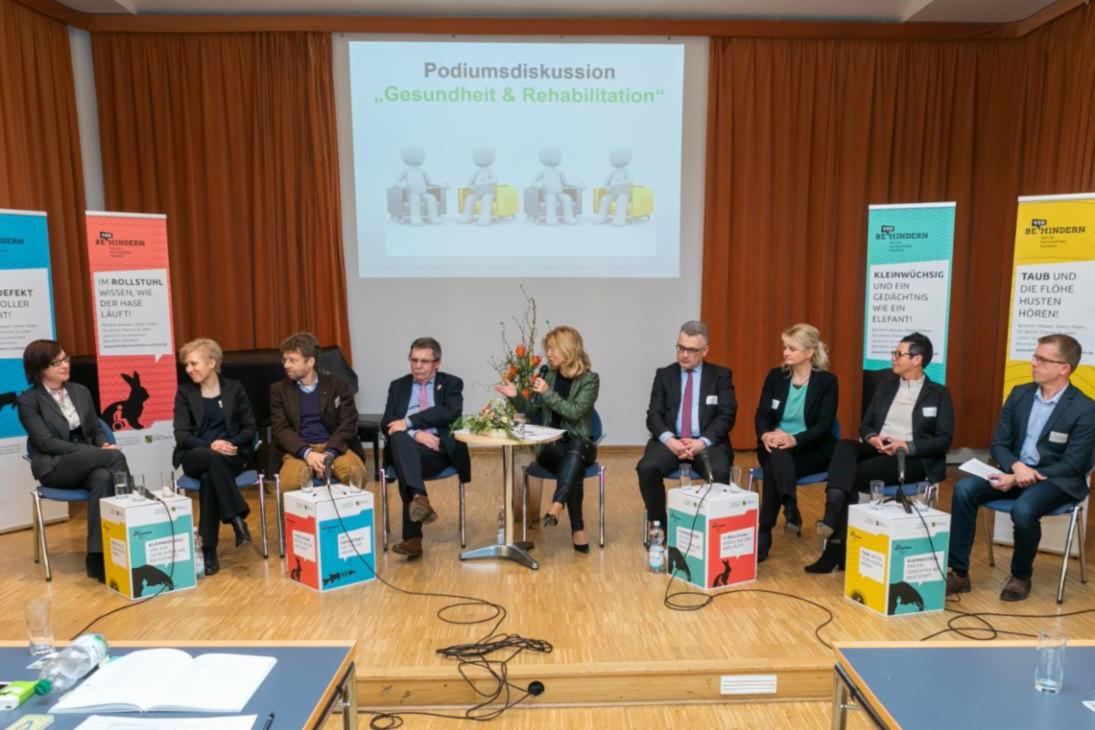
[681,370,694,439]
[418,383,430,411]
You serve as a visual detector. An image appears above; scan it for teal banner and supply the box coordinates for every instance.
[862,203,955,382]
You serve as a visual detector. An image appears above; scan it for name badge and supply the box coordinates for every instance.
[1049,431,1069,444]
[771,399,781,409]
[706,395,718,405]
[922,406,937,417]
[334,396,341,409]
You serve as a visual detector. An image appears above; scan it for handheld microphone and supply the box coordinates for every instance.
[537,364,549,379]
[323,452,335,487]
[896,447,907,485]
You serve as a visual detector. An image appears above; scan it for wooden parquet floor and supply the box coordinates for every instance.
[3,448,1093,725]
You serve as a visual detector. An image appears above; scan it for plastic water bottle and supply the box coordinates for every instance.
[193,530,204,579]
[648,521,666,573]
[36,633,109,694]
[497,509,506,545]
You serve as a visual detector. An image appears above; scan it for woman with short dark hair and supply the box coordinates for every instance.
[17,339,129,582]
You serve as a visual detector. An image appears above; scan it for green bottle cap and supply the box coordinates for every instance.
[34,679,52,695]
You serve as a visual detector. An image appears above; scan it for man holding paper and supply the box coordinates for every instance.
[947,333,1095,601]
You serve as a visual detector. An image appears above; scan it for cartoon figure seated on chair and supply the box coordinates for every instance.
[392,146,445,226]
[461,147,497,227]
[529,147,580,226]
[594,148,632,227]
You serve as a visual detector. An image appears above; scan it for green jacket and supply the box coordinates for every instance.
[510,369,599,440]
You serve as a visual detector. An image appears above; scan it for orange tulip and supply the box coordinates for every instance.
[531,355,541,367]
[521,388,530,399]
[515,344,526,358]
[505,365,517,382]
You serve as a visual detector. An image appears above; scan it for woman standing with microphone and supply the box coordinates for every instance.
[496,325,599,552]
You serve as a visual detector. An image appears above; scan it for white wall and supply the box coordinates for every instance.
[333,34,709,444]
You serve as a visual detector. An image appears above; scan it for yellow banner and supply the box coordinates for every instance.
[1003,194,1095,400]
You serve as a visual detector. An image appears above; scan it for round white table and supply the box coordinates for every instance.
[454,426,563,570]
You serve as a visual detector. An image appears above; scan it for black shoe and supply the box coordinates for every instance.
[757,531,772,563]
[573,542,590,553]
[783,502,802,536]
[542,513,559,527]
[85,552,106,583]
[203,547,220,576]
[804,539,845,574]
[232,516,252,548]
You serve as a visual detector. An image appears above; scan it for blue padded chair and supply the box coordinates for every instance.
[174,435,270,558]
[521,409,607,548]
[28,419,115,582]
[379,464,466,551]
[982,491,1088,605]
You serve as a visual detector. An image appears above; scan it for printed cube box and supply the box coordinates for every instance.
[101,493,196,600]
[845,502,951,616]
[284,486,375,592]
[667,483,758,591]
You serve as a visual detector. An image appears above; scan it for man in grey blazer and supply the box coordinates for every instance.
[947,333,1095,601]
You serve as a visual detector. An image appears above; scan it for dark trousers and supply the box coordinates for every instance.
[636,439,732,527]
[949,475,1075,579]
[180,448,249,549]
[536,437,597,532]
[757,446,829,531]
[387,431,453,540]
[823,439,927,537]
[40,446,129,553]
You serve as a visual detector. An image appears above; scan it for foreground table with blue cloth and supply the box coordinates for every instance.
[832,640,1095,729]
[0,640,357,729]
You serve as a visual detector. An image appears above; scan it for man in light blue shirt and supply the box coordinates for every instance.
[948,333,1095,602]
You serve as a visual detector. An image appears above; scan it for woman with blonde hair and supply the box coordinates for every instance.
[753,323,838,563]
[173,338,257,575]
[496,325,600,552]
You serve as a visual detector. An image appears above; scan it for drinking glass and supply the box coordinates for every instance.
[24,597,53,657]
[870,480,885,506]
[300,470,314,494]
[113,470,130,498]
[162,471,177,497]
[730,465,743,489]
[679,463,692,488]
[513,412,528,437]
[347,469,364,493]
[1035,630,1066,693]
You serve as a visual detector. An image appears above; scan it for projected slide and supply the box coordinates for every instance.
[349,41,685,278]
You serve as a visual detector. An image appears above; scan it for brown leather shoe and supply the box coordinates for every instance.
[408,495,438,524]
[392,537,423,559]
[1000,575,1031,602]
[945,571,971,595]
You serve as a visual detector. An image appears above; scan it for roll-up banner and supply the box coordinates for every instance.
[997,193,1095,555]
[862,202,956,383]
[85,212,177,480]
[0,209,64,531]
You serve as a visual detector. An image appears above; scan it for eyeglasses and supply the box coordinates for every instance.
[49,355,71,367]
[409,358,438,366]
[890,350,914,360]
[676,344,705,355]
[1032,354,1066,366]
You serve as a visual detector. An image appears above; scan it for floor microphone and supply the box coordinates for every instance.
[896,447,907,485]
[696,449,715,484]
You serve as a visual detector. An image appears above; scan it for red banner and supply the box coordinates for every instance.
[85,212,176,432]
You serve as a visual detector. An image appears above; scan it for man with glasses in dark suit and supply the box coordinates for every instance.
[947,333,1095,601]
[636,321,737,529]
[382,337,471,560]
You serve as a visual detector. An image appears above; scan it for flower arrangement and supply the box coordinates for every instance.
[489,288,541,401]
[451,398,518,439]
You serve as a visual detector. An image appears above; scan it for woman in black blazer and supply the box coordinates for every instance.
[754,324,838,563]
[805,332,954,573]
[173,338,256,575]
[17,340,130,582]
